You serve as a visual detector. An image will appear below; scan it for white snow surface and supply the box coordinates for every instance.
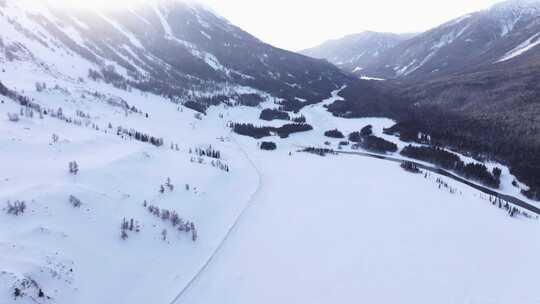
[360,75,385,81]
[497,32,540,62]
[177,88,540,304]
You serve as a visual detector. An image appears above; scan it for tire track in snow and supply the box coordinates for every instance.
[168,135,263,304]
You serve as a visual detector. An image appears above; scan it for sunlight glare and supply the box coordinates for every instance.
[18,0,160,11]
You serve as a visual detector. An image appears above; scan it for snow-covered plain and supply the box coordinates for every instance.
[180,143,540,304]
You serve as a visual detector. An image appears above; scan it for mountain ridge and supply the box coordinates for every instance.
[360,0,540,80]
[300,31,414,76]
[0,0,365,112]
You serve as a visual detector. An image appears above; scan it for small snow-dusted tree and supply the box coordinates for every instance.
[148,205,160,217]
[159,185,165,194]
[170,211,180,226]
[165,177,174,191]
[6,200,26,216]
[69,161,79,175]
[121,229,129,240]
[493,167,502,178]
[177,218,185,231]
[161,209,171,221]
[35,82,46,92]
[191,224,198,242]
[14,287,22,298]
[121,218,129,231]
[161,229,167,241]
[69,195,82,208]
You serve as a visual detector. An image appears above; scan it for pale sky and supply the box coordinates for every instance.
[200,0,503,51]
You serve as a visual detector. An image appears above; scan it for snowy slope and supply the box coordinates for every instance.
[0,71,263,304]
[0,0,353,109]
[497,32,540,62]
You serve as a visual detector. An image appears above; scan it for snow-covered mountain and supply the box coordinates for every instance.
[300,31,414,76]
[0,0,356,110]
[362,0,540,79]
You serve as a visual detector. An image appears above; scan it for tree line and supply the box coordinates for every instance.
[401,145,501,188]
[230,122,313,139]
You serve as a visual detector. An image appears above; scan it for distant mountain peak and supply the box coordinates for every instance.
[300,31,413,74]
[354,0,540,80]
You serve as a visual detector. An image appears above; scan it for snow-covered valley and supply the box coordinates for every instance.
[2,77,540,303]
[2,0,540,303]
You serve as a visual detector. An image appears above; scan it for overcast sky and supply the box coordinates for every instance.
[200,0,503,51]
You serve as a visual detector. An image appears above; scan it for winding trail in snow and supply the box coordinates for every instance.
[168,87,345,304]
[168,135,263,304]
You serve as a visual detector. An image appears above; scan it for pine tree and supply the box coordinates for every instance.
[121,218,129,230]
[121,229,128,240]
[69,161,79,175]
[166,178,174,191]
[69,195,82,208]
[161,229,167,241]
[192,227,198,242]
